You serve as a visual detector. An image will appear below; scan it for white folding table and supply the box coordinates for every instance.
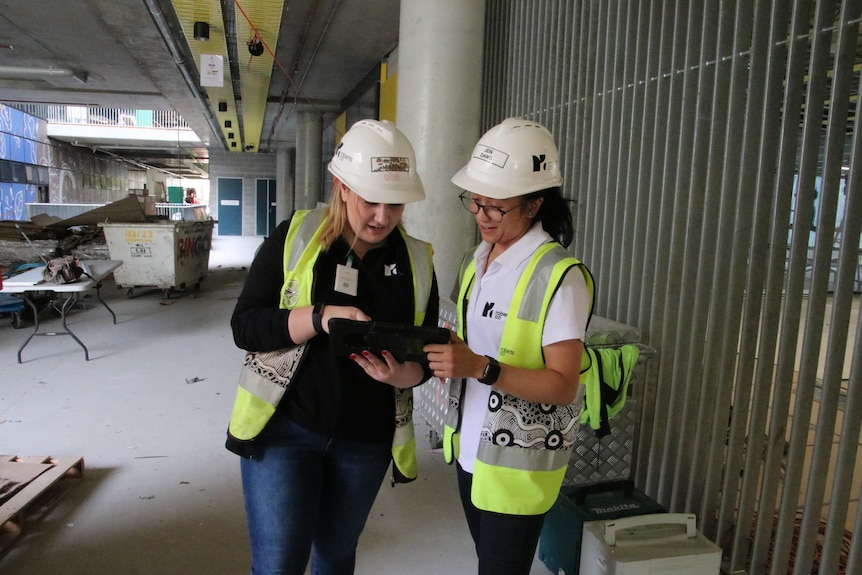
[1,260,123,362]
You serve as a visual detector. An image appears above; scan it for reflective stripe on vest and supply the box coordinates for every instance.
[228,209,325,441]
[444,242,595,514]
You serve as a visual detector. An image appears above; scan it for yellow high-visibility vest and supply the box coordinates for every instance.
[228,208,435,482]
[444,241,594,514]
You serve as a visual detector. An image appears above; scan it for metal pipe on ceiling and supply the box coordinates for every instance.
[143,0,227,151]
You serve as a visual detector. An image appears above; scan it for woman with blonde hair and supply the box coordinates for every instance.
[227,119,440,575]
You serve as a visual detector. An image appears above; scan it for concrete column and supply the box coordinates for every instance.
[397,0,485,298]
[296,111,323,210]
[276,146,295,223]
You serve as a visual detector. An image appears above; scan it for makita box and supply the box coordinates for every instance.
[538,480,666,575]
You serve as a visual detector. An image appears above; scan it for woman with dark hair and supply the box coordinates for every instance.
[425,117,593,575]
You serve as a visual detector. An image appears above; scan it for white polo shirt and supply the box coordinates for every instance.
[457,223,591,473]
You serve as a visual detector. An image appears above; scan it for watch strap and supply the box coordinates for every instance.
[312,303,325,334]
[478,355,500,385]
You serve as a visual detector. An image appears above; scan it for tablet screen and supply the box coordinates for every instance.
[328,318,450,364]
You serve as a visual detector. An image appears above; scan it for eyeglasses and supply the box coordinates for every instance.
[458,192,517,223]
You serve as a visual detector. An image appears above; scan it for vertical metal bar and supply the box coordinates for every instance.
[621,0,650,326]
[582,0,606,283]
[758,0,836,572]
[844,316,862,572]
[592,1,614,287]
[848,328,862,575]
[510,0,527,118]
[817,63,862,575]
[724,0,794,569]
[628,0,657,492]
[648,0,687,505]
[574,2,598,253]
[696,0,761,538]
[662,0,706,512]
[518,0,540,118]
[483,3,498,126]
[672,0,723,518]
[542,0,555,122]
[547,0,562,138]
[611,0,639,319]
[601,0,624,319]
[791,2,860,572]
[637,0,668,495]
[654,0,693,512]
[561,0,578,209]
[742,2,813,573]
[554,0,573,196]
[524,0,537,115]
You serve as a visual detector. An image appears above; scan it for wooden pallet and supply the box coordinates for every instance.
[0,455,85,558]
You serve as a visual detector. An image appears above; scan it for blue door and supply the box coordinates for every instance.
[218,177,242,235]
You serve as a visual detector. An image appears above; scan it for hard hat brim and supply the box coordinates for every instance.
[451,165,559,200]
[329,162,425,203]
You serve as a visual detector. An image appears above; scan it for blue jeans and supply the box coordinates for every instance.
[241,417,392,575]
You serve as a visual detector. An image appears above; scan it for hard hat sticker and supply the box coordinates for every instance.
[371,156,410,172]
[473,145,508,168]
[334,143,354,164]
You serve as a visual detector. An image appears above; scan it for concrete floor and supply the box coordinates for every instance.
[0,235,556,575]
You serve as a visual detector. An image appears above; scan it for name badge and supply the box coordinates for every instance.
[335,263,358,296]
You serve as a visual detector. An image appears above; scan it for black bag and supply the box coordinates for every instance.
[42,257,83,284]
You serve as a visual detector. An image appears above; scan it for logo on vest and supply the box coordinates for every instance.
[482,301,507,321]
[283,279,300,308]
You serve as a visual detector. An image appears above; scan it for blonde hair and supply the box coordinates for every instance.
[318,179,349,251]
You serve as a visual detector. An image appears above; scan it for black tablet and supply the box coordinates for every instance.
[328,318,450,364]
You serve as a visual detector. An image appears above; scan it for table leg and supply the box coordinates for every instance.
[16,295,40,364]
[16,293,90,363]
[94,280,117,324]
[58,294,90,360]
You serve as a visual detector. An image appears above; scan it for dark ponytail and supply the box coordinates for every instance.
[528,187,573,247]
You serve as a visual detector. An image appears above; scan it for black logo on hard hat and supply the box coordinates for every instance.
[532,154,547,172]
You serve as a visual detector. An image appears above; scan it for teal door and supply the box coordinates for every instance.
[256,178,277,235]
[218,177,242,235]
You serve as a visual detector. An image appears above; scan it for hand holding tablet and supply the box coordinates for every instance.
[328,318,450,364]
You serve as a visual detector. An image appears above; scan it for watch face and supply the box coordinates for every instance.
[480,358,500,384]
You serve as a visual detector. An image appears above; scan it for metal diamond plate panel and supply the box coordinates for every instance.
[564,398,638,485]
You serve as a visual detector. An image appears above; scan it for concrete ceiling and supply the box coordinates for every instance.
[0,0,401,178]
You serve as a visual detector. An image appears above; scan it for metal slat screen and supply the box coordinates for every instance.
[482,2,862,574]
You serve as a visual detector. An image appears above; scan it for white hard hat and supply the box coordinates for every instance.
[451,117,562,200]
[328,119,425,204]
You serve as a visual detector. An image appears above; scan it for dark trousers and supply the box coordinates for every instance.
[456,462,547,575]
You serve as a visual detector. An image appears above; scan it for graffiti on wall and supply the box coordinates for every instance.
[0,103,147,220]
[0,104,48,220]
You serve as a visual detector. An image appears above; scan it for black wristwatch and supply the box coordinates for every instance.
[311,303,325,334]
[478,356,501,385]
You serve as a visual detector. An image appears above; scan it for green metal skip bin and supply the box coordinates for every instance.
[98,220,213,298]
